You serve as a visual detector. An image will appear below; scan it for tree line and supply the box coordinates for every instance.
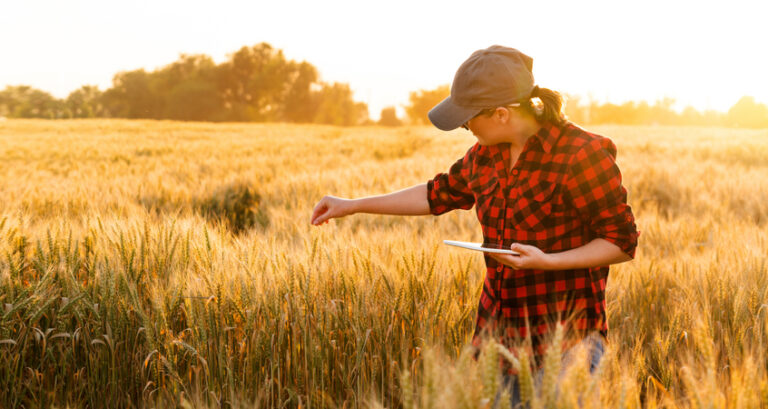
[405,85,768,128]
[0,43,368,126]
[3,44,768,128]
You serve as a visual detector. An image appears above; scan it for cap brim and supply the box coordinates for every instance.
[428,96,481,131]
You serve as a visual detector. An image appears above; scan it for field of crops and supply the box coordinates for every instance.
[1,119,767,408]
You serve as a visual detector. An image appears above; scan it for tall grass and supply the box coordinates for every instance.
[0,120,767,407]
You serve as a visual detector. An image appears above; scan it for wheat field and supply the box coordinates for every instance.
[0,119,767,408]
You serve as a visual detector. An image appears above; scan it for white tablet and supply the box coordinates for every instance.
[443,240,520,255]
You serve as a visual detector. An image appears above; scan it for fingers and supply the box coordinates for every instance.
[312,197,328,216]
[311,197,329,225]
[488,253,518,269]
[311,196,338,226]
[311,209,332,225]
[488,248,529,269]
[311,205,328,225]
[311,216,331,226]
[510,243,531,256]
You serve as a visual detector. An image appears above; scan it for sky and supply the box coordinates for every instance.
[2,0,767,119]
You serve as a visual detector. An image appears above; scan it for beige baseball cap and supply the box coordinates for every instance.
[428,45,535,131]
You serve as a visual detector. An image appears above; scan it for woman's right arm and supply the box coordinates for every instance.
[310,183,430,226]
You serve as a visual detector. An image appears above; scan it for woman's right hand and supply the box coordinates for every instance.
[311,195,357,226]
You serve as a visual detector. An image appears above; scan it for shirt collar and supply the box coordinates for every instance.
[531,121,563,153]
[479,121,565,158]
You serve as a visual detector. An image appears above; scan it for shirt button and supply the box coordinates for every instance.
[512,169,519,176]
[496,265,503,272]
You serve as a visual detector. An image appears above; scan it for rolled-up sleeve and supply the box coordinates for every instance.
[427,145,477,215]
[564,138,639,258]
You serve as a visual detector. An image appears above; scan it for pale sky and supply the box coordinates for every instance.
[2,0,767,119]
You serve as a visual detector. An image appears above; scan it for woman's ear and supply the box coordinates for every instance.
[495,106,510,123]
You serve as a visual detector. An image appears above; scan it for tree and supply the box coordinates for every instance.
[156,54,221,121]
[66,85,104,118]
[312,82,368,126]
[727,96,768,128]
[3,42,370,125]
[100,55,225,121]
[405,85,449,125]
[279,61,319,123]
[165,80,221,121]
[101,69,163,119]
[680,106,702,126]
[0,85,65,118]
[216,43,299,122]
[378,106,402,126]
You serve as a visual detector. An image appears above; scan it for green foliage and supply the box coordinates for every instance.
[197,181,267,234]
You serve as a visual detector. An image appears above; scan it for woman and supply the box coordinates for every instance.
[310,45,638,405]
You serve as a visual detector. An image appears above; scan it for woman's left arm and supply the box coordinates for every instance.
[488,239,632,270]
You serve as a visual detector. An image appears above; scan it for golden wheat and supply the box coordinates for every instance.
[0,119,767,408]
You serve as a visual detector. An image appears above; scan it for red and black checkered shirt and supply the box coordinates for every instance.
[427,121,638,362]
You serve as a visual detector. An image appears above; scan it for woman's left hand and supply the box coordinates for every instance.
[487,243,555,270]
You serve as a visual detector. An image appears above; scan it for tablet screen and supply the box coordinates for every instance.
[443,240,520,255]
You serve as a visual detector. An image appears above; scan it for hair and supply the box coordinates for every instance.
[520,86,566,125]
[479,86,567,125]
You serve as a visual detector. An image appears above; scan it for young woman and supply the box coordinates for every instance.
[310,45,638,405]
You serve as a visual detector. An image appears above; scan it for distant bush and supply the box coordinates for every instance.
[378,106,402,126]
[197,181,268,234]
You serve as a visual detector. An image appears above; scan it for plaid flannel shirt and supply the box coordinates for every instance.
[427,121,638,363]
